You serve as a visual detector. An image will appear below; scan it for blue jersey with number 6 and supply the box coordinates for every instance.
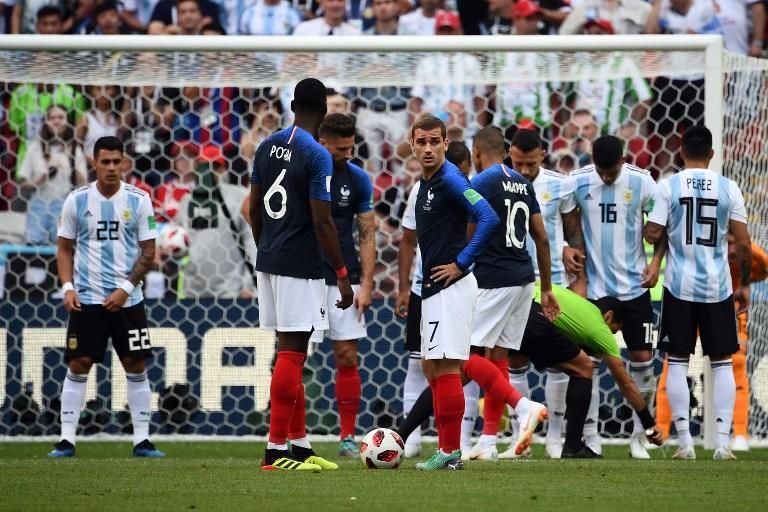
[251,125,332,279]
[470,163,540,288]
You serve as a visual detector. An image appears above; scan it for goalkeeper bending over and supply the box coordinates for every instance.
[397,284,664,458]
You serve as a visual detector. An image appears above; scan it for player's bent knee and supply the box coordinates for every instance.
[333,340,358,367]
[120,356,146,374]
[508,351,528,368]
[68,357,94,375]
[629,349,653,363]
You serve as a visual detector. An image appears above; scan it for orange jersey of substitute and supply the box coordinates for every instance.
[729,244,768,289]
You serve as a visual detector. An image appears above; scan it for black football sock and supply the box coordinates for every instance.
[397,387,434,441]
[564,376,592,449]
[290,445,316,461]
[263,448,289,465]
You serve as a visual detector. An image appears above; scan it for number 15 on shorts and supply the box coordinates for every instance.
[128,328,151,351]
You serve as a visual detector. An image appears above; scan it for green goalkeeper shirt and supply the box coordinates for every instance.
[534,284,621,358]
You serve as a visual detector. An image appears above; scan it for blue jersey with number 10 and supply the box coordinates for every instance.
[251,125,333,279]
[471,163,540,289]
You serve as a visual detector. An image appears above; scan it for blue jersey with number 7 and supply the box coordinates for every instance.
[251,125,332,279]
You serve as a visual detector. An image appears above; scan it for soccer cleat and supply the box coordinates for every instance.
[671,446,696,460]
[545,440,563,459]
[629,434,651,460]
[561,443,602,459]
[303,455,339,470]
[338,436,358,457]
[467,442,498,461]
[133,439,165,458]
[512,402,547,456]
[498,445,532,460]
[415,449,465,471]
[404,443,422,458]
[261,457,322,472]
[48,440,75,458]
[584,434,603,456]
[713,447,737,461]
[731,435,750,452]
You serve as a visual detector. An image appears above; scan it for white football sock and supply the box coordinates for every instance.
[403,352,427,448]
[60,370,88,444]
[508,364,530,435]
[462,380,480,449]
[545,369,569,442]
[126,371,151,447]
[711,359,736,450]
[584,361,600,440]
[667,357,693,448]
[289,436,312,449]
[630,359,656,437]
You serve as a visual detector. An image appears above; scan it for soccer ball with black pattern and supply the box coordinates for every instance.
[359,428,404,469]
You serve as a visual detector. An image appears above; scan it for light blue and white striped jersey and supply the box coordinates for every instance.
[647,168,747,303]
[238,0,303,35]
[526,167,574,287]
[563,163,656,301]
[58,182,157,307]
[402,180,423,297]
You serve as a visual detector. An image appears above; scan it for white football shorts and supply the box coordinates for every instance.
[471,282,534,350]
[257,272,329,333]
[421,273,478,360]
[308,284,368,343]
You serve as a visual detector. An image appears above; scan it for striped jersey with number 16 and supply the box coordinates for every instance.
[647,168,747,303]
[563,163,656,301]
[251,125,333,279]
[57,182,157,307]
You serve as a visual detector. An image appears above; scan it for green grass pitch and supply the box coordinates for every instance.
[1,442,768,511]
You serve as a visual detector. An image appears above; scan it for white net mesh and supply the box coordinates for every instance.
[0,39,766,442]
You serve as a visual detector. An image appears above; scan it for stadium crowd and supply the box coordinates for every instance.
[0,0,767,299]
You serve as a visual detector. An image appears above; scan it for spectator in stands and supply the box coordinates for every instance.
[482,0,513,34]
[77,85,122,166]
[555,108,599,167]
[118,0,153,32]
[8,82,86,179]
[364,0,397,35]
[717,0,766,57]
[569,19,652,136]
[559,0,651,35]
[121,154,153,196]
[78,0,137,34]
[19,104,87,245]
[12,2,75,34]
[240,97,282,164]
[154,141,197,222]
[238,0,303,35]
[552,147,578,174]
[171,86,245,157]
[398,0,439,35]
[148,0,220,35]
[646,0,721,36]
[122,86,175,187]
[293,0,360,34]
[175,145,257,299]
[510,0,542,35]
[410,10,489,133]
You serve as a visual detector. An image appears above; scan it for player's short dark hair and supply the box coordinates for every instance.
[292,78,328,114]
[93,136,124,158]
[592,135,624,169]
[682,125,713,160]
[319,113,356,139]
[511,128,542,153]
[593,297,624,325]
[37,5,63,21]
[473,126,505,156]
[446,141,471,167]
[411,115,446,139]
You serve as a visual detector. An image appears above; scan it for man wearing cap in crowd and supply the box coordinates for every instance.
[559,0,651,35]
[175,143,257,299]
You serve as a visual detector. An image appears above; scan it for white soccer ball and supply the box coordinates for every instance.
[159,225,190,258]
[359,428,404,469]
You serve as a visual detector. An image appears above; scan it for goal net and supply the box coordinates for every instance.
[0,35,766,444]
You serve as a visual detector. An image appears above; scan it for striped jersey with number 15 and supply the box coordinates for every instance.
[647,168,747,303]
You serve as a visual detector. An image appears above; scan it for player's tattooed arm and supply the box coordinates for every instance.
[128,239,156,287]
[356,211,377,317]
[562,209,585,252]
[730,220,752,313]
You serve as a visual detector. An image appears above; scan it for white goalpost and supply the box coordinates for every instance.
[0,34,765,450]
